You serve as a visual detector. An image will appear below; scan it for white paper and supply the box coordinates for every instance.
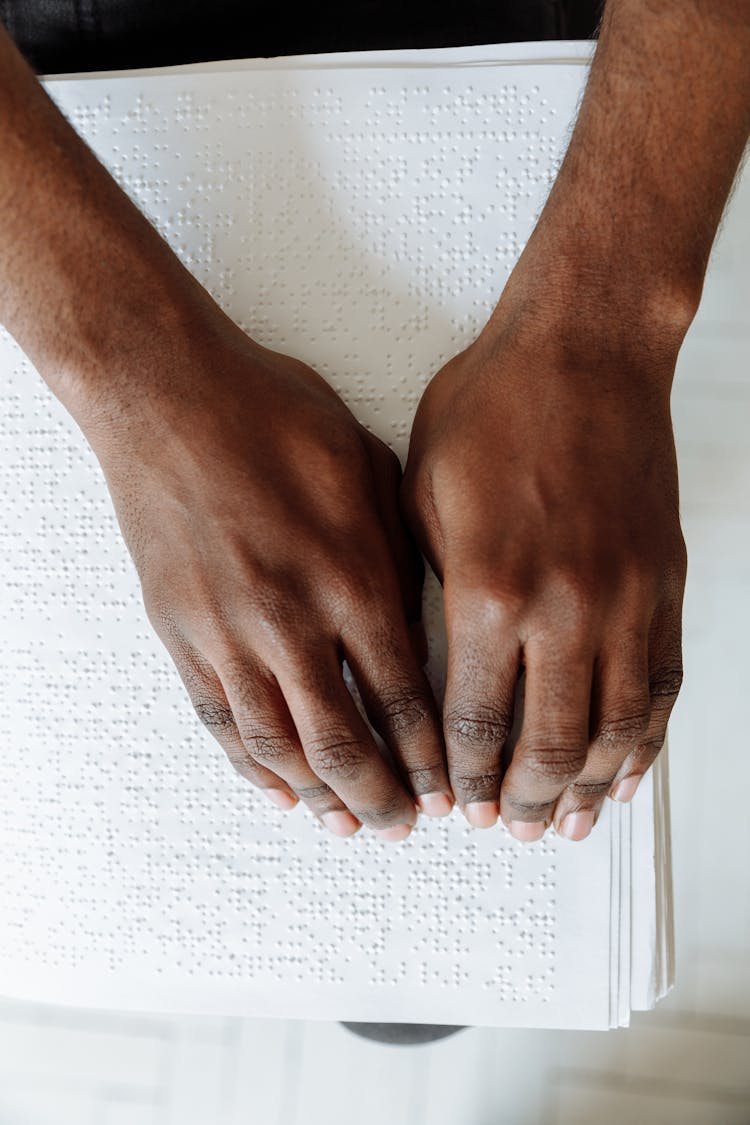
[0,43,670,1028]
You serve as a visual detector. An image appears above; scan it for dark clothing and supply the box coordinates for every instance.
[1,0,601,74]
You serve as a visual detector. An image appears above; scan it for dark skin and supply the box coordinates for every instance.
[1,0,749,843]
[0,23,451,841]
[403,299,686,840]
[404,0,750,839]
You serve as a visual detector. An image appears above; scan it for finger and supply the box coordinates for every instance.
[341,615,453,819]
[168,638,300,810]
[442,586,522,828]
[217,652,362,837]
[552,628,651,840]
[500,637,593,842]
[276,647,418,840]
[608,601,683,803]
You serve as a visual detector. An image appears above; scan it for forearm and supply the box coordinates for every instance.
[0,25,212,418]
[494,0,750,355]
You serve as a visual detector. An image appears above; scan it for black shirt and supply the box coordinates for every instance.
[1,0,600,74]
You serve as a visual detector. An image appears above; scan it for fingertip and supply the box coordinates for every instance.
[558,809,596,841]
[464,801,499,829]
[373,823,413,843]
[507,819,547,843]
[610,774,642,803]
[417,792,454,817]
[264,788,299,810]
[321,810,362,837]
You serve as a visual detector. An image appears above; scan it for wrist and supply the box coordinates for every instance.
[535,199,703,333]
[36,250,243,436]
[481,212,699,386]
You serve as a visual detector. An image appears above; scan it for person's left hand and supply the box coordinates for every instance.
[401,274,688,842]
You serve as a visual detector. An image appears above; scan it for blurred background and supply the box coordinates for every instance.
[0,113,748,1125]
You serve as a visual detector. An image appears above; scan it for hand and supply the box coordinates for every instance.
[402,281,687,842]
[1,15,452,841]
[81,308,452,840]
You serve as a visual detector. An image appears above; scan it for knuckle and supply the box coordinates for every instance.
[224,744,262,780]
[293,425,363,491]
[520,742,588,784]
[444,704,512,748]
[452,772,502,802]
[334,570,374,616]
[217,660,260,711]
[221,667,286,736]
[631,736,666,767]
[548,569,597,620]
[193,698,236,731]
[306,733,371,780]
[356,791,411,828]
[354,568,412,618]
[665,534,688,589]
[503,796,554,817]
[406,761,449,790]
[242,729,299,767]
[145,597,183,646]
[595,710,651,749]
[568,777,615,799]
[231,605,298,666]
[376,686,433,737]
[469,584,526,624]
[649,666,683,700]
[294,782,334,802]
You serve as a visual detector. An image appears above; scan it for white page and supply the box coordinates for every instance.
[0,45,664,1028]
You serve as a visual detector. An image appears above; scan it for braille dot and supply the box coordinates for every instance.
[0,67,566,1005]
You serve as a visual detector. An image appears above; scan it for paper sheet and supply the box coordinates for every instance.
[0,43,670,1028]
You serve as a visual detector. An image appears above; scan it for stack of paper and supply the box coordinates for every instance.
[0,42,673,1029]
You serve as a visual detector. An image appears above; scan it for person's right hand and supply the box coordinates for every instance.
[0,23,450,839]
[77,307,452,840]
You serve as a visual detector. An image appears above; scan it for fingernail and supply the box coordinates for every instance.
[509,820,546,842]
[611,775,641,803]
[417,792,453,817]
[321,810,361,837]
[265,788,298,810]
[465,801,499,828]
[374,823,413,842]
[560,810,595,841]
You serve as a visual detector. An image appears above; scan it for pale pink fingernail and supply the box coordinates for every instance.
[374,824,413,842]
[265,788,298,810]
[417,792,454,817]
[611,775,641,803]
[509,820,546,842]
[560,810,595,841]
[321,810,361,837]
[465,801,499,828]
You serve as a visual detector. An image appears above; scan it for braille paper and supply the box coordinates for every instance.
[0,42,672,1028]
